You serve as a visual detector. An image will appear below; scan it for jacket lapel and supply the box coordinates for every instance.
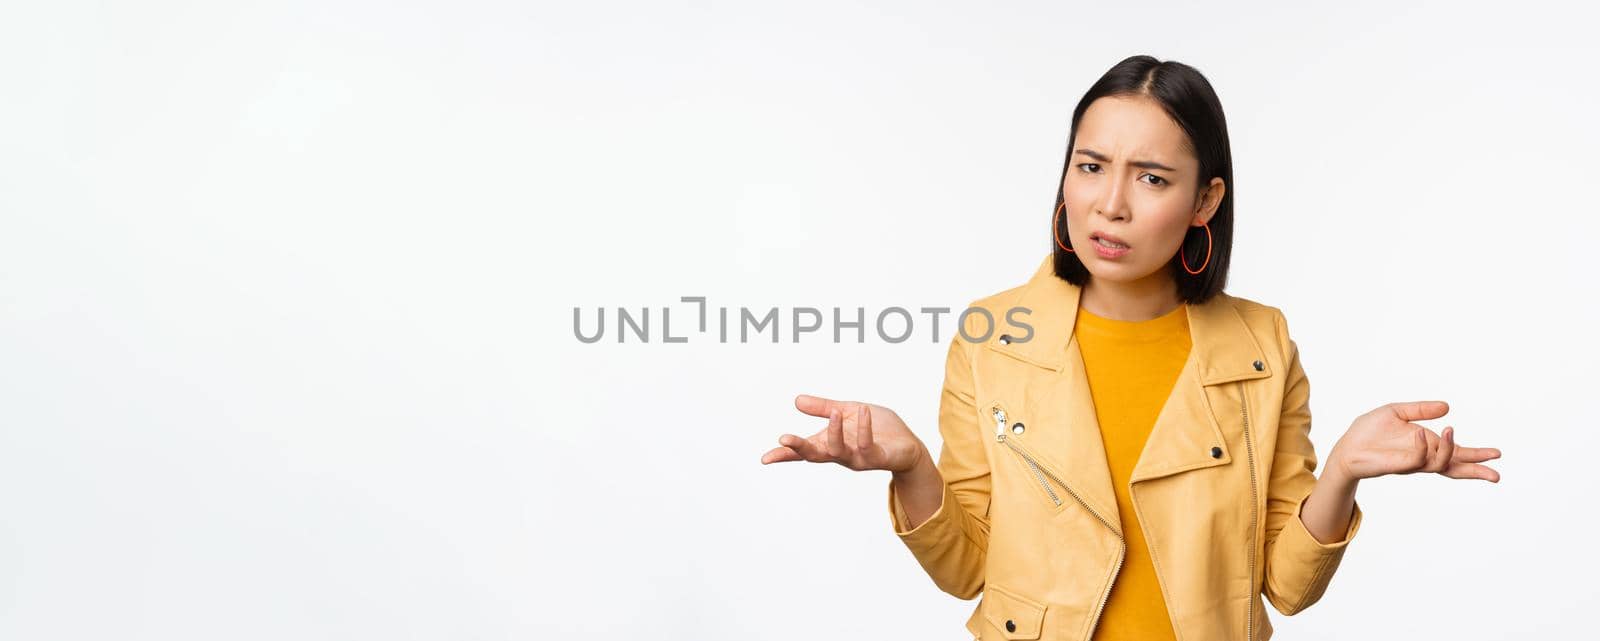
[1130,293,1274,484]
[985,256,1274,526]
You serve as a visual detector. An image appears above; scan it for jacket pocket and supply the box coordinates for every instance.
[982,582,1047,640]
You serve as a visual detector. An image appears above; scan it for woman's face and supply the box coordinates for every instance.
[1062,95,1224,285]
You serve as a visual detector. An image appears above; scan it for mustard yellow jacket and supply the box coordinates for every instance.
[888,255,1363,641]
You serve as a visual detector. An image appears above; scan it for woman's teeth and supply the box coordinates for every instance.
[1094,237,1128,249]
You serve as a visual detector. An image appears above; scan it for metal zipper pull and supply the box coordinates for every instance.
[992,406,1007,442]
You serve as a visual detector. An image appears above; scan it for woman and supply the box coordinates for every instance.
[758,55,1502,641]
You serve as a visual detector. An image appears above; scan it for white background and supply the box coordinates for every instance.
[3,1,1597,639]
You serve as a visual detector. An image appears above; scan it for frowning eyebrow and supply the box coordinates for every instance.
[1074,148,1176,172]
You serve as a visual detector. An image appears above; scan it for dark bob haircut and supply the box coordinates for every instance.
[1052,55,1234,305]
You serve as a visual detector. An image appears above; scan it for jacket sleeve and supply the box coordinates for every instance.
[1260,310,1364,616]
[885,332,991,600]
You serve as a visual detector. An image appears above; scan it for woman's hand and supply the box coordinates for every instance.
[1330,400,1502,482]
[759,394,927,473]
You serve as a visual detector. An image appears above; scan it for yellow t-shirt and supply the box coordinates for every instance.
[1074,302,1191,641]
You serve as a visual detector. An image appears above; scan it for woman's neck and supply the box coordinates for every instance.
[1080,274,1182,321]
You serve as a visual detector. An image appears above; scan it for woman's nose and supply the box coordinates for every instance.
[1095,180,1129,220]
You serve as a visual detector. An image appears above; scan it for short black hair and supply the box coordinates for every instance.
[1052,55,1235,305]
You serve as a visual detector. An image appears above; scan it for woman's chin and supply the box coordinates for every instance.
[1083,263,1156,283]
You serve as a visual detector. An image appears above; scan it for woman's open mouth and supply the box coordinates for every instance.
[1090,233,1130,258]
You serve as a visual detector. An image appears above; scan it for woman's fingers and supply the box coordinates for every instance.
[1451,444,1501,464]
[856,404,874,451]
[1439,430,1501,481]
[1377,428,1431,474]
[1388,400,1450,423]
[775,433,821,462]
[824,407,847,458]
[760,445,804,464]
[800,391,838,415]
[1444,460,1501,482]
[1407,428,1430,471]
[777,398,871,468]
[779,395,906,471]
[1427,426,1456,473]
[794,394,842,418]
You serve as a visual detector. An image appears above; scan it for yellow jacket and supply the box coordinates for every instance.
[888,255,1363,641]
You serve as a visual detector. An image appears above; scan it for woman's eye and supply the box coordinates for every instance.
[1077,163,1100,173]
[1141,173,1166,186]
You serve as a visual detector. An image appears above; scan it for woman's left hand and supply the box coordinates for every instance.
[1329,400,1502,483]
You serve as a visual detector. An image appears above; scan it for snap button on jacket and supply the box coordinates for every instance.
[888,255,1363,641]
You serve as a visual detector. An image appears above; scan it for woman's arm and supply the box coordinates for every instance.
[1266,307,1501,615]
[761,327,992,600]
[884,332,992,600]
[1296,459,1359,545]
[889,444,943,531]
[1259,319,1363,616]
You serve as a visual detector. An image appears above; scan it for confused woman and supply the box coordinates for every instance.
[759,55,1502,641]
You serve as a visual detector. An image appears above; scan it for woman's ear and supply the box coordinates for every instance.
[1192,177,1226,226]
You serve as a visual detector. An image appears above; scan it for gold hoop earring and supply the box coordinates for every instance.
[1182,222,1212,274]
[1053,200,1074,253]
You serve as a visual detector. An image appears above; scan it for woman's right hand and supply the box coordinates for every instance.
[759,394,927,473]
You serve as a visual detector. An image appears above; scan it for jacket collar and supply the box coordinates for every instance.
[989,255,1271,385]
[983,256,1275,525]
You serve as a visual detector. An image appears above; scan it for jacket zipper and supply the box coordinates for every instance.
[993,406,1061,506]
[1238,381,1259,641]
[991,405,1126,639]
